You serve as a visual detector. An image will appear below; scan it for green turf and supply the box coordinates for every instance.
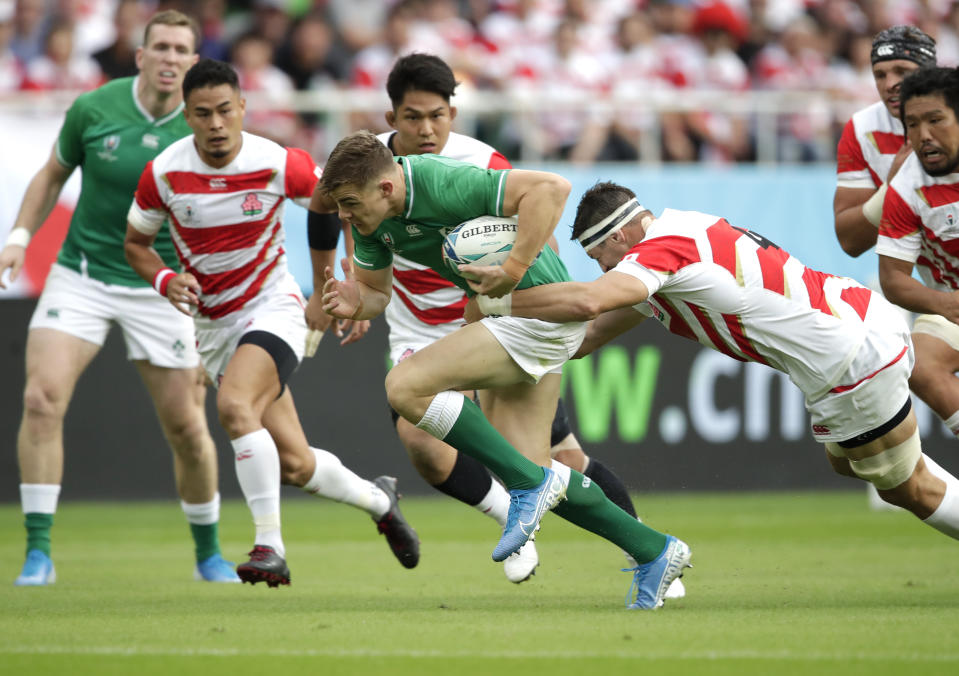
[1,491,957,676]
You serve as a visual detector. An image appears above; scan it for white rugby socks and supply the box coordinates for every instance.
[302,447,390,518]
[474,480,509,527]
[231,429,284,556]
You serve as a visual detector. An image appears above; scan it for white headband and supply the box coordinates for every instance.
[577,198,646,251]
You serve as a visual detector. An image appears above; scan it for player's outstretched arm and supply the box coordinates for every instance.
[879,254,959,323]
[575,307,648,358]
[0,145,74,288]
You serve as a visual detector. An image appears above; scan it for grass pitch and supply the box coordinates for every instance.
[1,491,957,676]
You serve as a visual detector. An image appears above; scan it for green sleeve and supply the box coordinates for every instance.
[351,225,393,271]
[55,96,88,168]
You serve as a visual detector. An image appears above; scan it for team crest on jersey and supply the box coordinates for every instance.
[405,224,422,236]
[97,135,120,161]
[241,192,263,216]
[141,133,159,149]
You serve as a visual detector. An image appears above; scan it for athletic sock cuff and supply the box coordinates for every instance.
[20,484,61,514]
[181,492,221,526]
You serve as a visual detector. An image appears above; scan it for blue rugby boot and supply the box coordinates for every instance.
[194,553,241,583]
[623,535,692,609]
[492,468,567,562]
[14,550,56,586]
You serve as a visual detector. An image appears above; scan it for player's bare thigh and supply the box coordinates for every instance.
[386,322,527,410]
[23,328,101,415]
[478,373,561,466]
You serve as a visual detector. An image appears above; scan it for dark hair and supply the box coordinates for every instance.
[182,58,240,101]
[144,9,200,53]
[572,182,641,240]
[899,66,959,122]
[386,53,457,108]
[320,130,395,193]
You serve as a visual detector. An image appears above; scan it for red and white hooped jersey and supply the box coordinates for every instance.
[376,131,511,359]
[616,209,892,398]
[128,131,321,320]
[878,153,959,292]
[836,100,904,190]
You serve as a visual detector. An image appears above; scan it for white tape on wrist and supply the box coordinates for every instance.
[476,293,512,317]
[5,227,31,248]
[862,183,888,227]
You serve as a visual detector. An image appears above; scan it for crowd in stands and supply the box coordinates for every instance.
[1,0,957,163]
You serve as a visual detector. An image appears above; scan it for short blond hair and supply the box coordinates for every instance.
[321,130,396,193]
[144,10,200,53]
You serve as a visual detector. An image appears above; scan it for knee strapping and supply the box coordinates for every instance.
[416,391,464,440]
[848,429,922,490]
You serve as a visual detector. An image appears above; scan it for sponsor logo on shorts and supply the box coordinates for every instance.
[812,424,831,435]
[241,192,263,216]
[46,308,59,319]
[236,450,254,461]
[172,339,185,359]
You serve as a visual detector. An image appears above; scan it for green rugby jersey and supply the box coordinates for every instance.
[55,76,188,286]
[352,154,571,293]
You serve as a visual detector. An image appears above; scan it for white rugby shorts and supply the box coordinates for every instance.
[479,315,586,383]
[29,263,199,369]
[193,275,307,387]
[806,299,913,443]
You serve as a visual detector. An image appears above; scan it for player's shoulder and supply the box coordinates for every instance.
[440,132,499,165]
[68,76,134,113]
[850,100,899,134]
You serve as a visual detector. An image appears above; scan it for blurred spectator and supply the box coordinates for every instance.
[647,0,703,161]
[230,30,299,146]
[10,0,47,64]
[327,0,389,55]
[352,1,414,91]
[275,12,349,91]
[92,0,144,80]
[251,0,293,50]
[21,18,103,91]
[752,14,832,161]
[197,0,231,61]
[0,0,23,92]
[509,18,611,162]
[686,1,753,162]
[606,11,672,161]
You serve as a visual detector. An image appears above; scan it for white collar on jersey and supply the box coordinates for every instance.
[578,198,647,251]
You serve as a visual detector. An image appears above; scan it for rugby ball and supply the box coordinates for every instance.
[442,215,519,280]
